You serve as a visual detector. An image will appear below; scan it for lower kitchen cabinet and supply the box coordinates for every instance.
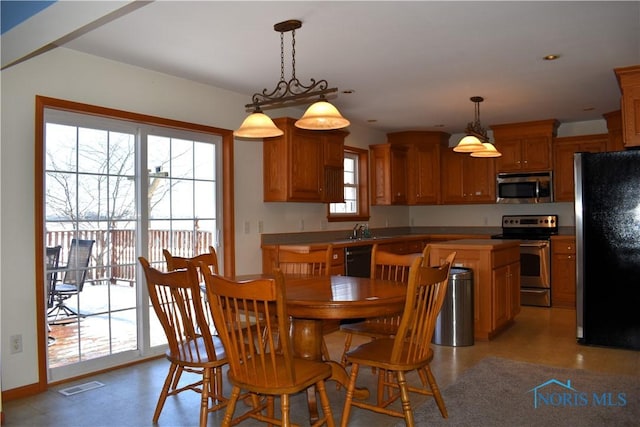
[429,239,520,340]
[551,236,576,308]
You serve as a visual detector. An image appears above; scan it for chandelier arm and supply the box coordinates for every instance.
[246,86,337,111]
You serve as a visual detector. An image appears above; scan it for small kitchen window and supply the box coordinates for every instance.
[328,146,369,222]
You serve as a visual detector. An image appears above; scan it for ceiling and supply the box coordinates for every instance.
[4,1,640,135]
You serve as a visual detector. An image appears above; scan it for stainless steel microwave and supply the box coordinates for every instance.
[496,171,553,203]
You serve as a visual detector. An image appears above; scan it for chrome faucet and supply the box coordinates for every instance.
[352,223,361,239]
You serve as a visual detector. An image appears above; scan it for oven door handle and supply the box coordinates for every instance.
[519,241,549,248]
[521,288,549,295]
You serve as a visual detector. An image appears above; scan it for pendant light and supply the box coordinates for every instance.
[234,19,349,138]
[234,108,284,138]
[454,96,501,157]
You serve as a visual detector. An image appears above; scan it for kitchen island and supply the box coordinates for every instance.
[429,239,521,341]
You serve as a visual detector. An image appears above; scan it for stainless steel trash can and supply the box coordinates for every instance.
[432,267,474,346]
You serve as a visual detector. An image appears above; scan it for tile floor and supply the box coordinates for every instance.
[4,306,640,426]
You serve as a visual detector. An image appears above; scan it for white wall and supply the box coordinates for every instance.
[0,46,604,392]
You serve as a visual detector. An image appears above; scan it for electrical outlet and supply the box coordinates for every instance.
[244,221,250,234]
[258,220,264,233]
[299,219,304,231]
[11,334,22,354]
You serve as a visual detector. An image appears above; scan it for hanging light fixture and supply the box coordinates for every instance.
[454,96,501,157]
[234,19,350,138]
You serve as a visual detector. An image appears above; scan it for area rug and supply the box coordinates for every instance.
[396,356,640,427]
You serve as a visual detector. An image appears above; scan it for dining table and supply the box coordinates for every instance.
[234,273,408,422]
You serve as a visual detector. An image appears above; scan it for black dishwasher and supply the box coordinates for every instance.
[345,245,372,277]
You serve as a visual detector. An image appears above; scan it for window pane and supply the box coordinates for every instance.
[46,123,77,172]
[148,135,170,176]
[46,172,77,221]
[194,141,215,181]
[149,177,170,219]
[170,179,194,218]
[171,138,194,179]
[195,180,216,219]
[109,132,135,176]
[77,173,108,221]
[78,127,108,174]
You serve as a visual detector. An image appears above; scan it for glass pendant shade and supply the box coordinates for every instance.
[453,135,485,153]
[295,100,350,130]
[234,112,284,138]
[470,142,502,158]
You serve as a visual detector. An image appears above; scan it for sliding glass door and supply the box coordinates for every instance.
[43,108,222,381]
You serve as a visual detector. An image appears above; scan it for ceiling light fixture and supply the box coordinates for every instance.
[454,96,501,157]
[234,19,350,138]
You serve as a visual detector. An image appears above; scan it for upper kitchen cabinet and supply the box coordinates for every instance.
[370,143,409,205]
[263,117,348,202]
[603,110,625,152]
[553,134,607,202]
[440,141,496,204]
[387,131,448,205]
[491,119,559,173]
[614,65,640,148]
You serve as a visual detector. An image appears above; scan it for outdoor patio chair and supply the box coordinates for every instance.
[47,239,95,322]
[45,245,62,344]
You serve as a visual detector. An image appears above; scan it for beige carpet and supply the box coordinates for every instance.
[397,356,640,426]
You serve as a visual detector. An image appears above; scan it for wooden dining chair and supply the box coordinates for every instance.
[162,246,221,386]
[340,251,456,427]
[275,244,333,276]
[339,244,431,366]
[275,244,334,361]
[163,245,219,276]
[138,256,228,427]
[201,266,335,427]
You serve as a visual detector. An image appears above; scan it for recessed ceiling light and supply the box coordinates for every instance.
[543,54,560,61]
[342,89,355,94]
[367,119,377,123]
[583,107,595,112]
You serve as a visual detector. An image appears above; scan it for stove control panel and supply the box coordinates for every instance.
[501,215,558,229]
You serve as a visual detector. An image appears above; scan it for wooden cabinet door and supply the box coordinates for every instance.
[370,144,408,205]
[615,65,640,147]
[508,262,520,319]
[495,138,522,172]
[492,120,558,172]
[370,144,391,205]
[551,237,576,308]
[390,146,408,204]
[465,157,496,203]
[492,264,510,330]
[408,143,440,204]
[522,136,552,171]
[323,133,345,167]
[289,130,324,201]
[440,148,466,204]
[553,135,607,202]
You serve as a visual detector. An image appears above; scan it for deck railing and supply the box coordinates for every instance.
[45,230,215,284]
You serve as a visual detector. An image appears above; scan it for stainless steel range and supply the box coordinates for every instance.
[492,214,558,307]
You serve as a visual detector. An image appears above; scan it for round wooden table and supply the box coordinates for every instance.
[234,273,407,423]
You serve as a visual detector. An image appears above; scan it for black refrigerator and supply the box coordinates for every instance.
[575,150,640,350]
